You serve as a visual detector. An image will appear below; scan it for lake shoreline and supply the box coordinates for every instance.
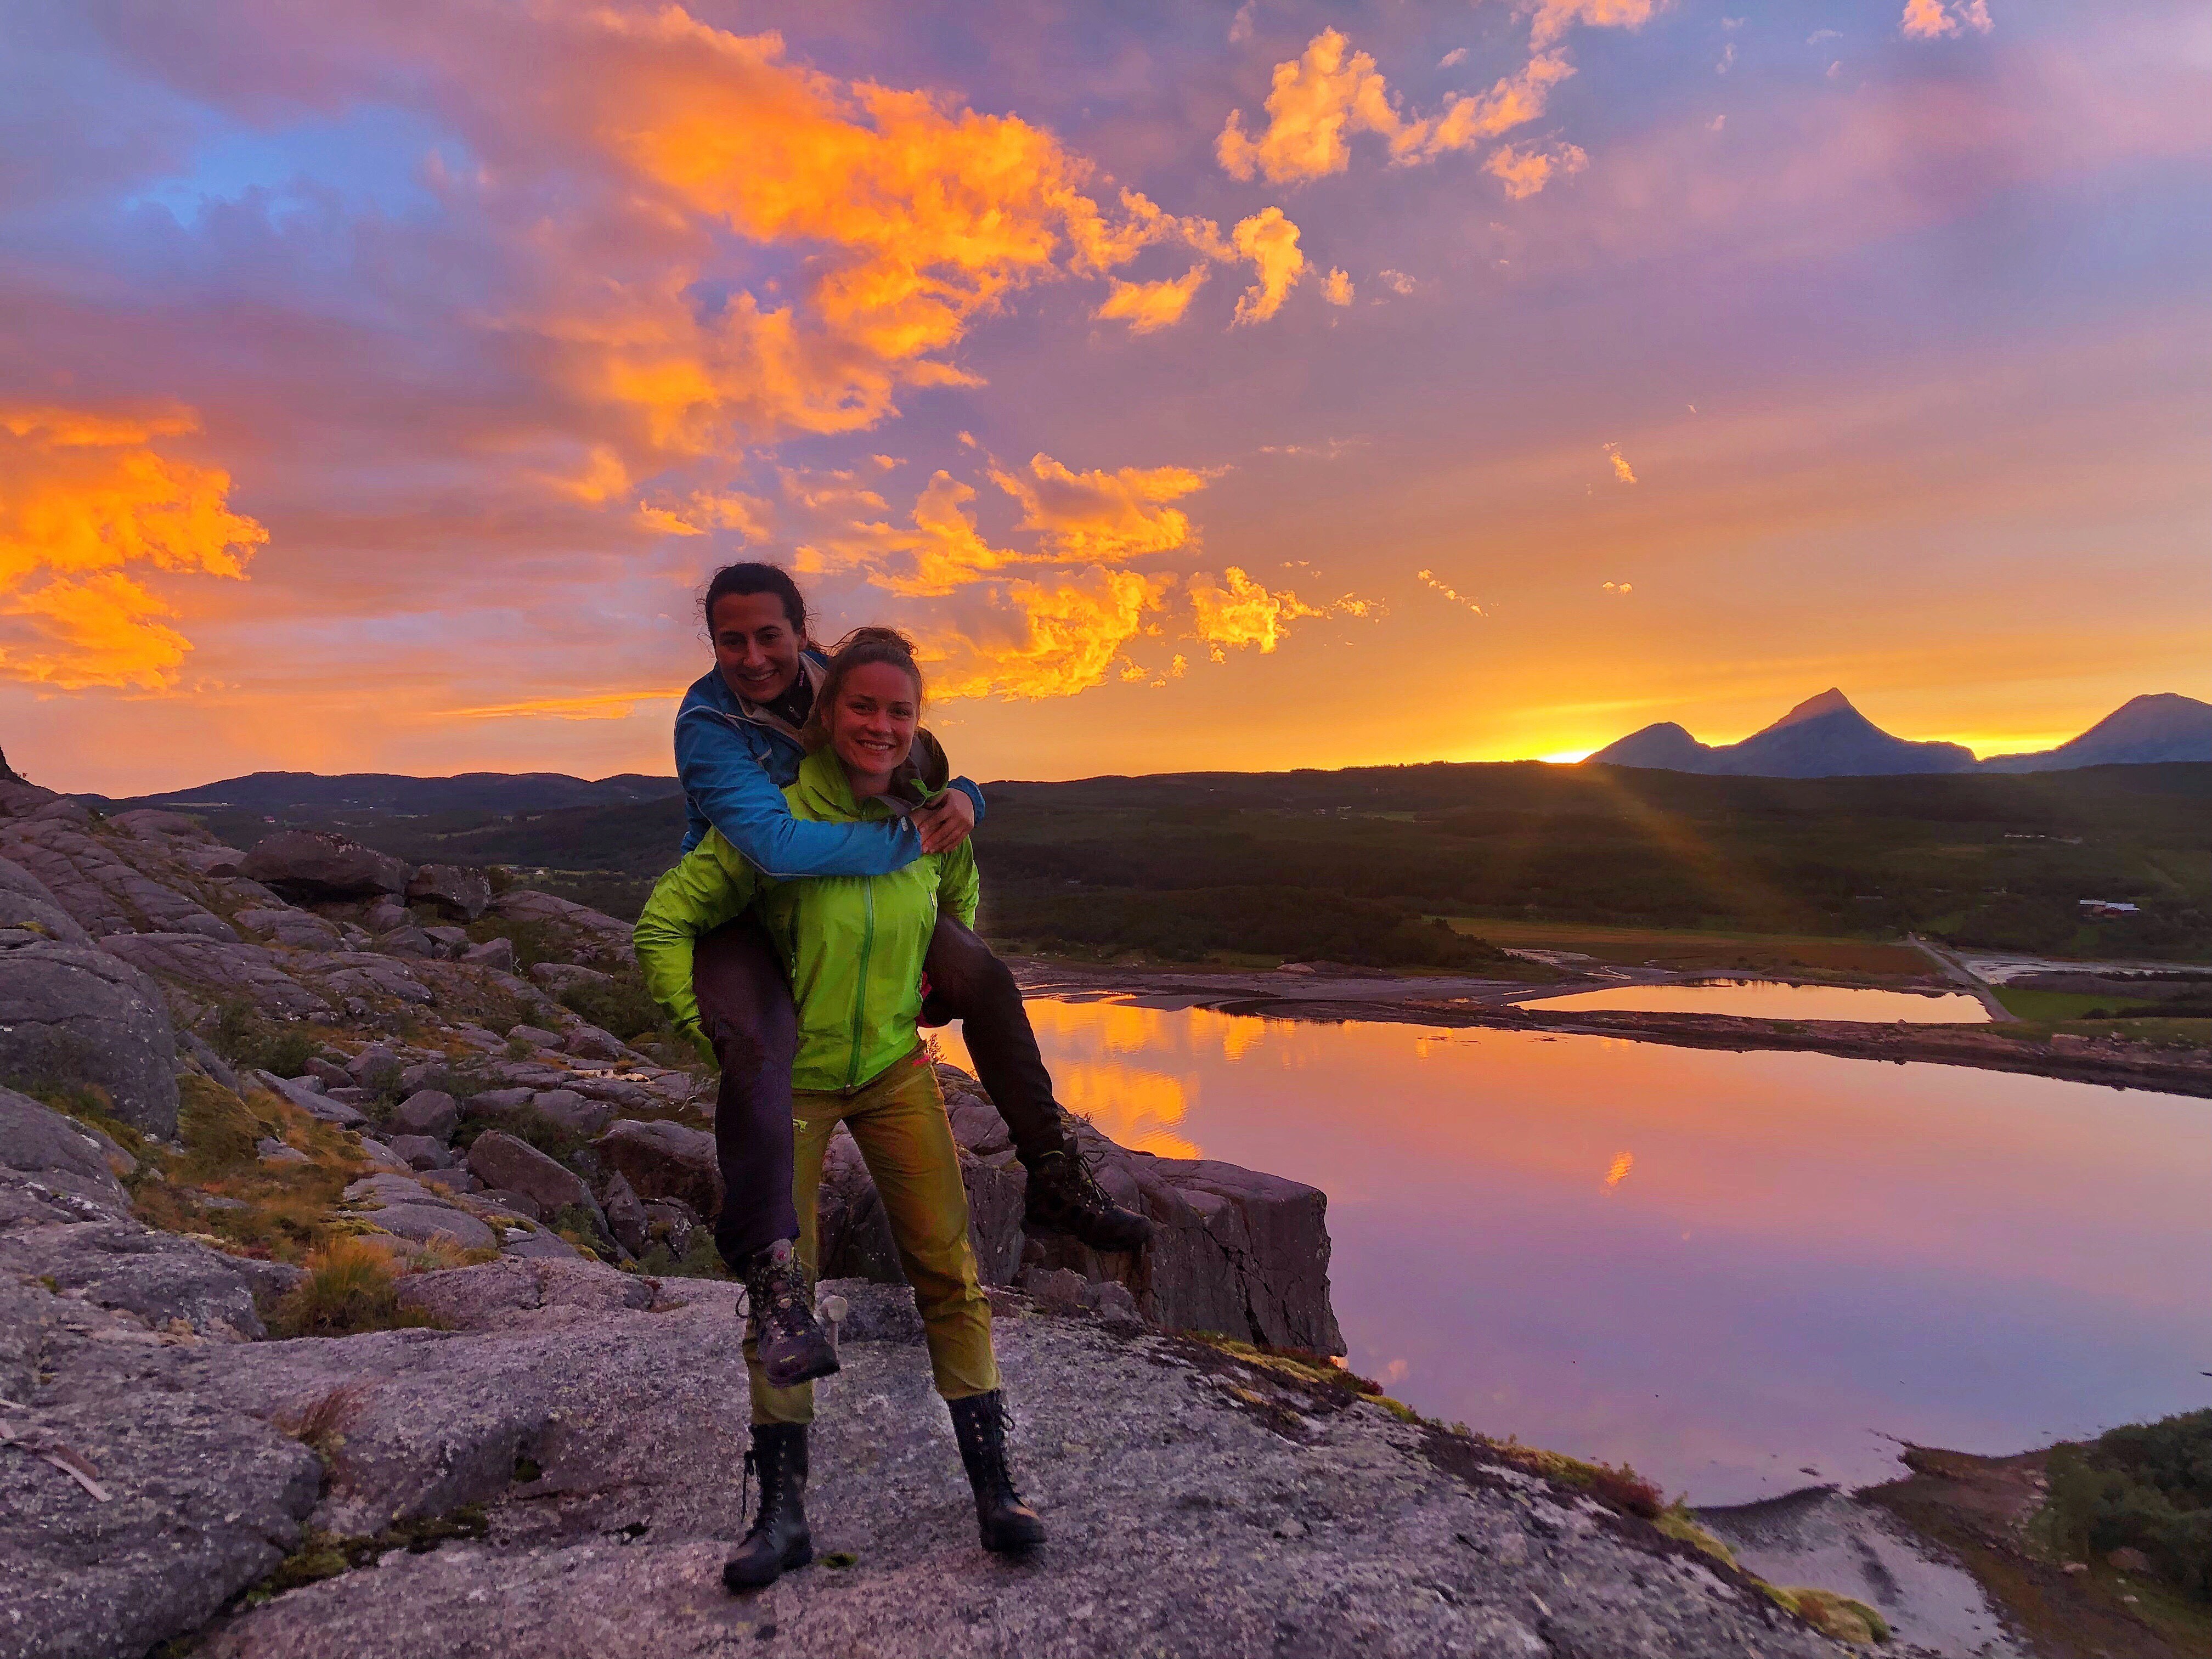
[1004,957,2212,1099]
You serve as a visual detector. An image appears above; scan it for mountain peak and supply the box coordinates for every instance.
[1763,687,1858,732]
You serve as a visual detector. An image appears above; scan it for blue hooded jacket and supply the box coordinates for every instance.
[673,657,986,877]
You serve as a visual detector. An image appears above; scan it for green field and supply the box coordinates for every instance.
[1441,917,1935,981]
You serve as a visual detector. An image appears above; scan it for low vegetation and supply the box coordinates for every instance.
[267,1236,447,1338]
[2043,1408,2212,1602]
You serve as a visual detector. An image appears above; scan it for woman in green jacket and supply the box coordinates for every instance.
[635,627,1045,1590]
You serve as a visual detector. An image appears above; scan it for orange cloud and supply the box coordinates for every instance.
[1187,566,1321,659]
[1321,267,1355,306]
[1094,263,1211,334]
[1526,0,1667,49]
[990,453,1213,560]
[1216,28,1578,184]
[924,570,1168,699]
[1486,141,1590,199]
[1232,208,1306,324]
[1605,442,1639,483]
[1901,0,1993,38]
[0,407,264,690]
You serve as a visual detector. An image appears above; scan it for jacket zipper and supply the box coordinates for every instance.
[846,879,874,1090]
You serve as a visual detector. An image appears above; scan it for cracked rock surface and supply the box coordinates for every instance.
[188,1277,1837,1659]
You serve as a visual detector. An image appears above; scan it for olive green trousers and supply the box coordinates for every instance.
[747,1046,999,1425]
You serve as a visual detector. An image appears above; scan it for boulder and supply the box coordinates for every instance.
[528,1089,612,1138]
[0,934,179,1136]
[363,896,409,933]
[641,1198,699,1260]
[0,811,236,939]
[233,906,345,950]
[465,1131,597,1220]
[528,962,610,994]
[0,1086,133,1216]
[486,888,637,965]
[0,853,96,946]
[0,1216,270,1339]
[388,1135,454,1171]
[252,1070,368,1130]
[176,843,247,878]
[462,936,516,972]
[506,1024,561,1049]
[423,925,470,955]
[406,864,494,921]
[601,1171,649,1256]
[240,832,409,899]
[98,934,327,1019]
[593,1119,720,1219]
[461,1087,536,1120]
[374,926,437,958]
[366,1202,498,1251]
[562,1024,628,1062]
[391,1090,460,1141]
[110,808,210,840]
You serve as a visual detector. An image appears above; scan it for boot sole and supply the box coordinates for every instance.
[760,1336,841,1390]
[723,1539,813,1593]
[981,1521,1047,1555]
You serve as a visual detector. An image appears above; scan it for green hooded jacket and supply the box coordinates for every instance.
[634,746,979,1094]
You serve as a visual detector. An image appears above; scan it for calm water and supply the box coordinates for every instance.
[941,1000,2212,1504]
[1522,979,1991,1023]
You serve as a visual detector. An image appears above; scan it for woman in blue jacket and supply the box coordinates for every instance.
[674,563,1150,1386]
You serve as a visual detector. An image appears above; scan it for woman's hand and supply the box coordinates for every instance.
[913,788,975,855]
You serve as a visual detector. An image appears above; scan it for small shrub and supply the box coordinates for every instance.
[465,916,558,970]
[557,973,667,1043]
[2044,1409,2212,1601]
[208,1000,319,1079]
[269,1237,444,1338]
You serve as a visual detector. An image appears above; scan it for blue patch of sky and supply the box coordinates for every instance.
[120,104,467,227]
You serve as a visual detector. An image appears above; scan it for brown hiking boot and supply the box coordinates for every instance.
[742,1238,839,1389]
[1023,1150,1153,1253]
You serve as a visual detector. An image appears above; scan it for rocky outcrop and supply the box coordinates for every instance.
[404,863,492,921]
[814,1066,1343,1354]
[156,1272,1833,1659]
[0,935,180,1136]
[240,831,410,899]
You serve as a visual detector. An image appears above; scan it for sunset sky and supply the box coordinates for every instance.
[5,0,2208,795]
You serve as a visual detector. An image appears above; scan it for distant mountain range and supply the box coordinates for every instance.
[98,770,683,816]
[1589,691,2212,779]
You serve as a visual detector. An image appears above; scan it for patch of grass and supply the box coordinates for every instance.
[464,915,560,970]
[633,1229,733,1280]
[1482,1436,1665,1517]
[275,1383,371,1471]
[1768,1585,1891,1644]
[245,1506,489,1605]
[207,999,319,1079]
[1995,988,2117,1022]
[1446,917,1932,981]
[267,1237,446,1338]
[556,972,667,1043]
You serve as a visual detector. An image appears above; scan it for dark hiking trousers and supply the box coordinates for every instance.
[698,912,1067,1268]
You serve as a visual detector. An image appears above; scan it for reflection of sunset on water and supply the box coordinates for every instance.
[943,997,2212,1503]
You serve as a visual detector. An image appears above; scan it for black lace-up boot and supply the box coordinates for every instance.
[724,1423,812,1591]
[947,1390,1047,1555]
[743,1237,839,1389]
[1023,1149,1153,1253]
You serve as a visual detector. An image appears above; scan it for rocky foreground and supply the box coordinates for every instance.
[0,758,1856,1656]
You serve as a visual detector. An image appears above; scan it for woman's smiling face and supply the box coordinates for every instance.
[828,659,919,787]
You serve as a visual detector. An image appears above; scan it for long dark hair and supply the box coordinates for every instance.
[701,562,808,639]
[803,627,925,752]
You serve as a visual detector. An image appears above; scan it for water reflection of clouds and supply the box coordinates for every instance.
[955,997,2212,1503]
